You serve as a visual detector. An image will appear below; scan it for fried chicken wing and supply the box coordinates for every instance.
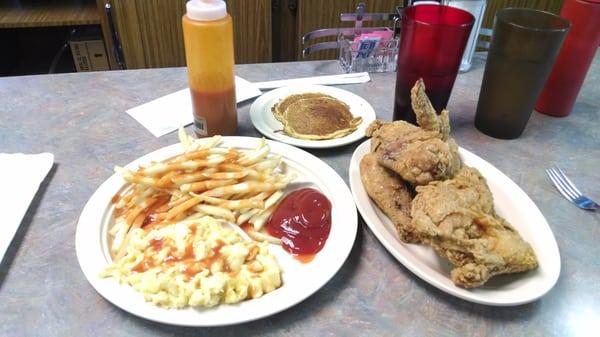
[410,79,446,138]
[359,153,417,243]
[410,167,538,288]
[366,79,461,186]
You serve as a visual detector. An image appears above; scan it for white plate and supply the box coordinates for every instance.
[349,140,560,306]
[76,137,357,326]
[249,84,376,148]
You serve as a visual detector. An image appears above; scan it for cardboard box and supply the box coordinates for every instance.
[69,40,91,72]
[69,39,109,72]
[86,40,110,71]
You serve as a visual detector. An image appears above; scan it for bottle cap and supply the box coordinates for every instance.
[186,0,227,21]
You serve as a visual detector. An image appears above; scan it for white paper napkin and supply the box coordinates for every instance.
[126,76,262,137]
[0,152,54,262]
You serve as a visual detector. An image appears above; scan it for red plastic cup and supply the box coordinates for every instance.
[393,5,474,124]
[535,0,600,117]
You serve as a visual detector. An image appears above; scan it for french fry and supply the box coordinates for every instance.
[171,168,217,185]
[217,163,246,172]
[115,189,134,209]
[201,171,249,180]
[209,149,239,163]
[249,204,277,230]
[142,151,238,177]
[263,190,285,207]
[173,211,188,222]
[150,212,168,222]
[236,209,256,225]
[127,196,163,225]
[156,170,179,188]
[178,126,193,150]
[182,148,231,160]
[124,205,142,226]
[165,197,201,220]
[201,181,286,197]
[167,188,187,201]
[190,135,222,151]
[180,179,237,193]
[229,193,248,200]
[237,191,283,225]
[109,220,129,253]
[175,149,212,162]
[178,126,222,152]
[192,204,235,222]
[142,158,215,176]
[116,166,159,187]
[137,162,172,176]
[250,191,284,229]
[184,212,207,221]
[191,193,265,210]
[251,155,282,172]
[249,191,273,200]
[115,200,155,259]
[238,142,270,166]
[140,185,157,199]
[168,195,191,208]
[245,229,281,245]
[241,171,271,182]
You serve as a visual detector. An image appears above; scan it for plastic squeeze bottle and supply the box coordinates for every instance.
[182,0,237,136]
[535,0,600,117]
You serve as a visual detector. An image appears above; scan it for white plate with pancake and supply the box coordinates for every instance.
[349,139,561,306]
[76,137,357,326]
[249,84,376,148]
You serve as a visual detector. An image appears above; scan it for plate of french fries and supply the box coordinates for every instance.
[75,128,357,326]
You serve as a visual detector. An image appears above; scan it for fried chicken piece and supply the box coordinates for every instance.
[379,136,461,186]
[359,153,418,243]
[410,79,451,140]
[366,119,437,154]
[366,79,461,186]
[411,167,538,288]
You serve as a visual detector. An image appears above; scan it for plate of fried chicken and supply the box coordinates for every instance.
[349,80,560,306]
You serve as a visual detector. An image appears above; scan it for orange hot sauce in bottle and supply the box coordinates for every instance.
[182,0,237,137]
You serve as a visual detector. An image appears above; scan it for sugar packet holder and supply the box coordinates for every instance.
[301,2,403,73]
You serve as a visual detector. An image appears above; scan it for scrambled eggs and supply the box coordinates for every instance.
[101,216,282,308]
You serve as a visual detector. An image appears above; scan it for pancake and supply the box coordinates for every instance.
[278,96,362,140]
[271,92,334,123]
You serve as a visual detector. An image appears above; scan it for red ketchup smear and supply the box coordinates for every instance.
[266,188,332,262]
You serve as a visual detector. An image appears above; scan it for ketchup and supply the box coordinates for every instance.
[266,188,332,259]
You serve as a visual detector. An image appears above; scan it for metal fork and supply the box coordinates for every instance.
[546,167,599,211]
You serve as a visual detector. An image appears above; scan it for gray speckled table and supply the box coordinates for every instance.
[1,53,599,337]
